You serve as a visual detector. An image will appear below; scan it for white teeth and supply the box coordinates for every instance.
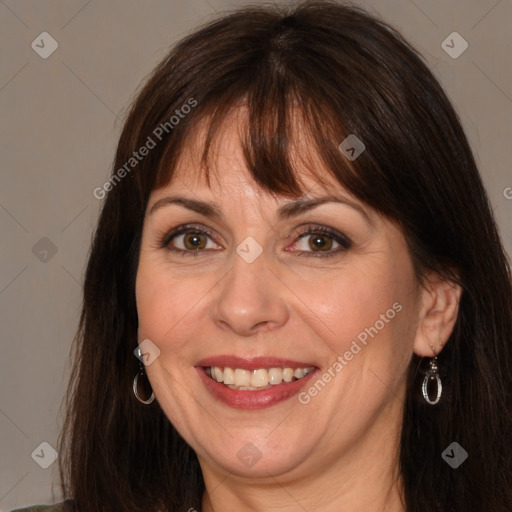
[213,367,223,383]
[223,367,235,384]
[251,369,269,388]
[236,386,266,391]
[283,368,294,382]
[207,366,314,390]
[234,369,251,387]
[268,367,283,385]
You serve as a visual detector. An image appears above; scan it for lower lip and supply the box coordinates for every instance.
[196,367,318,410]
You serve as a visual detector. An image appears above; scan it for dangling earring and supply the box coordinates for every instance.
[133,360,155,405]
[422,355,442,405]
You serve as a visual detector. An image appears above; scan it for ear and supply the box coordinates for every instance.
[413,272,462,357]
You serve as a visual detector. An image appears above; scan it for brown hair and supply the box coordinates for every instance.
[57,1,512,511]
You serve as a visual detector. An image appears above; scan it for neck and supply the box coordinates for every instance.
[200,396,406,512]
[202,471,405,512]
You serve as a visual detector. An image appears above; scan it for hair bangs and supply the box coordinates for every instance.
[152,81,366,209]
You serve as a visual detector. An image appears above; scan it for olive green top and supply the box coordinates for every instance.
[10,503,67,512]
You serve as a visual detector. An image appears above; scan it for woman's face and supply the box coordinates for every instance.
[136,110,425,483]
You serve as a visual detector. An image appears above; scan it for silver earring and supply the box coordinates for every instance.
[422,356,442,405]
[133,362,155,404]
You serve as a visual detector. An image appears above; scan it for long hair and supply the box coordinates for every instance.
[57,1,512,511]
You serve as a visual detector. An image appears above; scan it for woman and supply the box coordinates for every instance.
[13,1,512,511]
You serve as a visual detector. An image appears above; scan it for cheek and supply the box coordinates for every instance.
[301,263,405,346]
[303,258,416,381]
[135,259,206,349]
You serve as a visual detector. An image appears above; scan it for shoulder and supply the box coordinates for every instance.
[9,502,69,512]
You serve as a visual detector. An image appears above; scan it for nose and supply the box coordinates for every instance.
[211,250,290,337]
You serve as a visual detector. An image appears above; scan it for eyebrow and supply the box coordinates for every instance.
[149,194,372,224]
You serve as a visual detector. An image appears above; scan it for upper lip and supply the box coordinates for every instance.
[196,355,317,370]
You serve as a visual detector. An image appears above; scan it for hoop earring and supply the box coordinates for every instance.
[133,362,155,405]
[422,356,442,405]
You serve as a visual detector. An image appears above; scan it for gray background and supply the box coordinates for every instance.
[1,0,511,509]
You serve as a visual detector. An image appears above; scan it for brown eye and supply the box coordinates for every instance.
[160,225,221,256]
[292,225,351,258]
[308,233,333,252]
[182,231,207,250]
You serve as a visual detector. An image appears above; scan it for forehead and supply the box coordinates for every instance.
[158,105,345,201]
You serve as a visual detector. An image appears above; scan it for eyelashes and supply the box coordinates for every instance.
[158,223,352,258]
[158,225,219,256]
[288,225,352,257]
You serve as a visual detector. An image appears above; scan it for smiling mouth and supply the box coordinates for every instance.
[205,366,315,390]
